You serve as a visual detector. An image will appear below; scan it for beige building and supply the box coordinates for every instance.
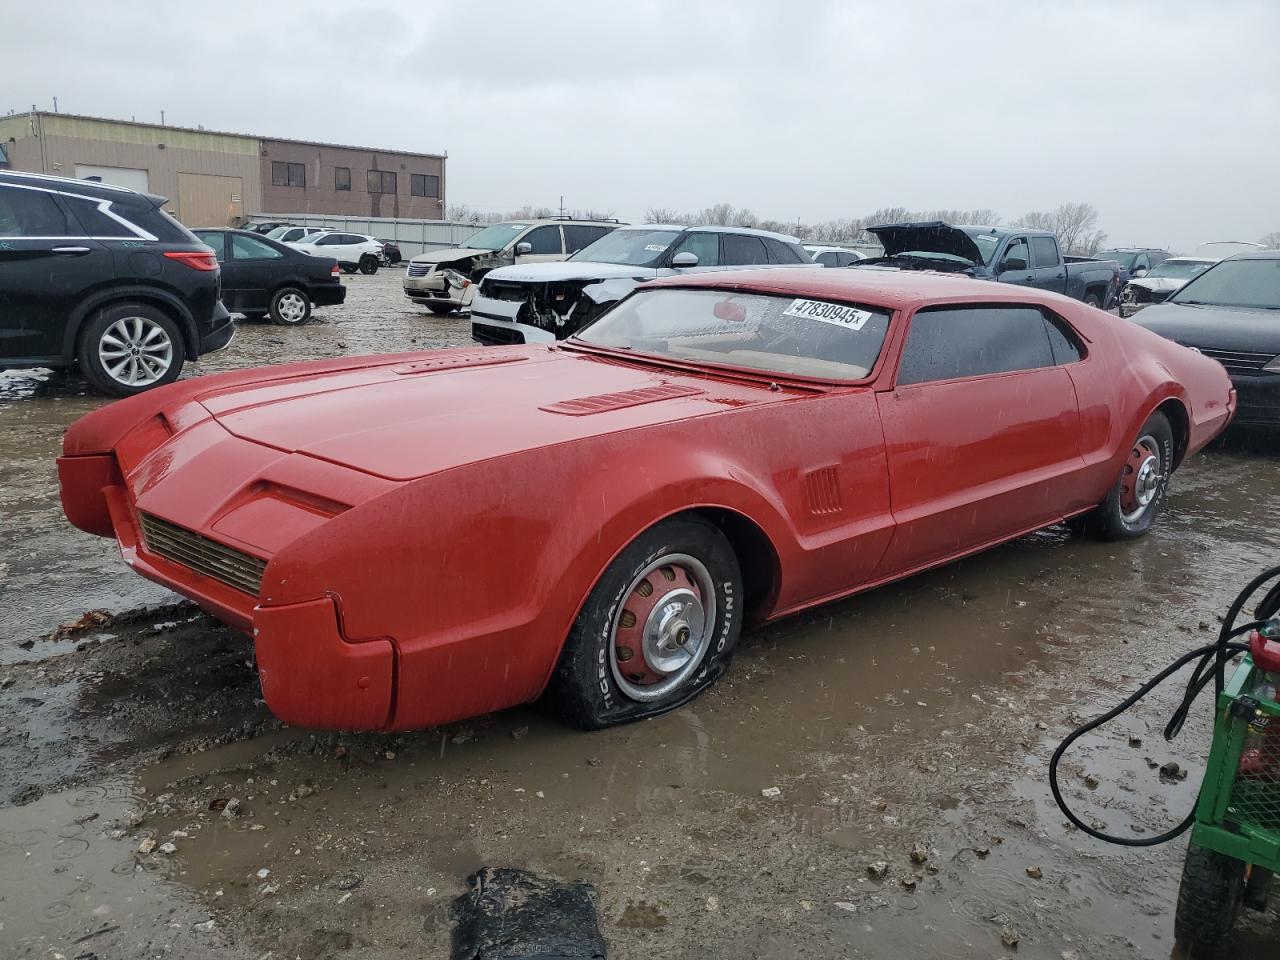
[0,112,446,227]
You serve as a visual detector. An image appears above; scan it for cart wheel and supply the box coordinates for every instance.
[1243,866,1273,912]
[1174,842,1245,959]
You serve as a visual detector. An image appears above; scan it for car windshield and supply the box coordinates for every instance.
[265,226,291,239]
[569,228,682,266]
[960,229,1001,265]
[1146,259,1213,280]
[460,222,529,251]
[1171,258,1280,310]
[574,288,891,381]
[299,232,327,242]
[1099,250,1140,269]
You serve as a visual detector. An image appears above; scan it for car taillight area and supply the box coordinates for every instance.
[164,250,220,271]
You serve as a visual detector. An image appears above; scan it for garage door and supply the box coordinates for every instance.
[74,164,149,193]
[176,173,244,227]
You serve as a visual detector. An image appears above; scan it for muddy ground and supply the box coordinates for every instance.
[1,271,1276,959]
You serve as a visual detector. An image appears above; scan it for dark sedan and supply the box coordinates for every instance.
[193,229,347,326]
[1131,250,1280,425]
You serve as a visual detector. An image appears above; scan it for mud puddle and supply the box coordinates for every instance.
[2,272,1278,957]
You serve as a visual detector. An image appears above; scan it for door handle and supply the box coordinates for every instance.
[51,246,92,255]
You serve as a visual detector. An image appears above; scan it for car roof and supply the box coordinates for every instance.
[1227,249,1280,260]
[1100,246,1168,253]
[620,223,803,243]
[0,169,159,204]
[643,265,1087,311]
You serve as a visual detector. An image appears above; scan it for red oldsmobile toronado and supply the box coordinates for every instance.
[58,269,1234,731]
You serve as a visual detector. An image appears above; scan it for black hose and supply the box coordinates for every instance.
[1048,564,1280,847]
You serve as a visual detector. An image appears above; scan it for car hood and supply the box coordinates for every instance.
[1127,277,1186,295]
[1131,301,1280,353]
[484,261,659,284]
[865,221,984,265]
[193,347,790,482]
[411,247,497,265]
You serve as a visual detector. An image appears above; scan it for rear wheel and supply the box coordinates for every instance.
[1076,411,1173,540]
[341,264,358,275]
[1174,843,1245,960]
[77,303,185,397]
[1084,291,1103,309]
[359,255,379,275]
[544,516,743,730]
[268,287,311,326]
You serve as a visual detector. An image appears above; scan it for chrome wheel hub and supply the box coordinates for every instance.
[610,554,716,702]
[1119,434,1162,523]
[278,293,306,323]
[99,316,173,386]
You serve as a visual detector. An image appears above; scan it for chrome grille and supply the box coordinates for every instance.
[139,513,266,596]
[1196,347,1277,375]
[405,262,434,277]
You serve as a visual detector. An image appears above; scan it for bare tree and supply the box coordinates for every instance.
[570,208,616,221]
[1260,231,1280,249]
[1014,202,1106,255]
[644,207,683,224]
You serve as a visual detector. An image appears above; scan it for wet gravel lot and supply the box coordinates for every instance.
[1,270,1277,958]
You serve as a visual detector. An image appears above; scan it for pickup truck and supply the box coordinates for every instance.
[855,221,1121,308]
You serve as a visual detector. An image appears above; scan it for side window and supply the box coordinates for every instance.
[670,232,720,266]
[816,251,839,267]
[316,234,341,246]
[63,197,140,237]
[0,187,71,236]
[1030,236,1059,268]
[1134,254,1150,271]
[520,225,563,255]
[722,234,769,265]
[563,224,608,254]
[999,237,1030,272]
[193,231,227,260]
[896,306,1054,386]
[763,237,805,264]
[1044,311,1084,364]
[335,167,351,191]
[231,234,284,260]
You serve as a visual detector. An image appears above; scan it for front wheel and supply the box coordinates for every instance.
[1084,291,1104,309]
[359,255,379,275]
[544,516,743,730]
[77,303,185,397]
[1174,843,1245,960]
[341,264,358,275]
[1075,411,1173,540]
[269,287,311,326]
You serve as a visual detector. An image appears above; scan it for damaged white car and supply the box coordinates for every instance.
[1117,256,1217,317]
[402,219,622,315]
[470,224,815,345]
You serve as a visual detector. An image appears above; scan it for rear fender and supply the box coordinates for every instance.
[63,284,198,362]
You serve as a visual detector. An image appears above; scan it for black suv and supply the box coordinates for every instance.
[0,171,233,396]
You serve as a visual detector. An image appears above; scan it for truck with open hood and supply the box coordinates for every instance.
[854,221,1122,309]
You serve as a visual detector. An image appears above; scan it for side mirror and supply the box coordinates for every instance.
[515,242,532,256]
[1001,256,1028,273]
[1132,267,1148,278]
[671,251,699,267]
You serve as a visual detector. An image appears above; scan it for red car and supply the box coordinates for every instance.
[58,270,1234,732]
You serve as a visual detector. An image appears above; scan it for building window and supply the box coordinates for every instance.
[367,170,397,194]
[271,161,306,188]
[335,166,351,191]
[410,174,440,198]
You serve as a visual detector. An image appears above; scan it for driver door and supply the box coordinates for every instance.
[995,236,1034,286]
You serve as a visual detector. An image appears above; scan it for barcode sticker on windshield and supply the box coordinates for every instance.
[644,244,667,252]
[782,298,873,330]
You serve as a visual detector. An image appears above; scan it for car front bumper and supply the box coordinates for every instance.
[403,270,476,310]
[470,297,554,345]
[1230,374,1280,425]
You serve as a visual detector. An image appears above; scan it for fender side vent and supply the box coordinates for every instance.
[804,466,843,516]
[541,383,702,416]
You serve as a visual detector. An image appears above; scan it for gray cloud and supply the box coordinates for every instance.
[6,0,1277,249]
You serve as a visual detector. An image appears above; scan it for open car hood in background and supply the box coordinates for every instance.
[865,221,985,264]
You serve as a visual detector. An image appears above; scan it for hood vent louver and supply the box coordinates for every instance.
[540,383,703,416]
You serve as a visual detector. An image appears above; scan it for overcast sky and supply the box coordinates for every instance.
[6,1,1277,250]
